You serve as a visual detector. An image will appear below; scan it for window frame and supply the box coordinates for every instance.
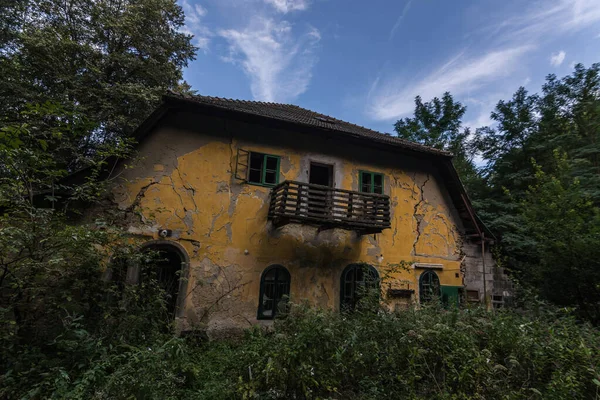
[257,265,291,320]
[340,263,380,311]
[359,170,385,194]
[419,270,441,304]
[247,151,281,187]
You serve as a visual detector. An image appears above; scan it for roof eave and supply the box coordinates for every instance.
[161,94,453,159]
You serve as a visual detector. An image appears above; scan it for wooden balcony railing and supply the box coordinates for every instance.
[268,181,391,234]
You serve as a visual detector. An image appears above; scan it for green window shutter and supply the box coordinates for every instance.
[359,171,364,192]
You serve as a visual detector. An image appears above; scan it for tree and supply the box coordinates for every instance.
[0,0,196,149]
[394,92,482,194]
[470,64,600,320]
[0,105,175,397]
[520,152,600,323]
[394,92,466,149]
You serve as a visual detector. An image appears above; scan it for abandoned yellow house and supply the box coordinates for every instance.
[100,93,510,336]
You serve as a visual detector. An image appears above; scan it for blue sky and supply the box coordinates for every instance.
[180,0,600,134]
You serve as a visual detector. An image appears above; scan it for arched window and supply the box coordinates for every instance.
[340,263,379,311]
[257,265,291,320]
[419,270,440,304]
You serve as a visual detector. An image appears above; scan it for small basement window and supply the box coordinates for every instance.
[360,171,384,194]
[466,290,480,303]
[248,152,280,186]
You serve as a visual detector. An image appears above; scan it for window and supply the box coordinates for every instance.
[248,152,280,186]
[466,290,480,303]
[492,295,505,309]
[340,264,380,311]
[257,265,290,319]
[309,162,334,187]
[360,171,384,194]
[419,270,441,304]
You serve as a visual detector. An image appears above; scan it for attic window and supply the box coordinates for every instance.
[315,116,336,124]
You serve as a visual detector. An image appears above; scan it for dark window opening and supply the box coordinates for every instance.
[419,270,440,304]
[248,152,280,186]
[466,290,480,302]
[258,265,290,319]
[360,171,384,194]
[142,246,184,318]
[309,162,333,187]
[340,264,380,311]
[492,295,504,309]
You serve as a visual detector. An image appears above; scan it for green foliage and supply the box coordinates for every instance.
[0,104,170,398]
[4,301,599,399]
[395,92,467,150]
[0,0,196,148]
[469,64,600,322]
[518,152,600,322]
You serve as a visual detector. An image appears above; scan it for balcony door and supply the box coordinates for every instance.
[307,163,334,221]
[309,162,333,187]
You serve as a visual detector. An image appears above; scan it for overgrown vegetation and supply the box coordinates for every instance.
[3,297,600,399]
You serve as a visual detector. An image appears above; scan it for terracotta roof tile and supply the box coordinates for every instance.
[165,92,452,157]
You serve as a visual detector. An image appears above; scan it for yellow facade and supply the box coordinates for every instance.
[110,110,467,336]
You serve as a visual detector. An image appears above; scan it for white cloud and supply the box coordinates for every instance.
[389,0,413,41]
[368,46,531,120]
[263,0,309,13]
[492,0,600,44]
[220,19,320,102]
[367,0,600,121]
[550,50,566,66]
[181,0,212,51]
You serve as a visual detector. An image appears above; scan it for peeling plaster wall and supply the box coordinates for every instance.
[109,110,476,336]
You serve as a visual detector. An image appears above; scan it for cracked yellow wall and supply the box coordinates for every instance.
[111,112,466,336]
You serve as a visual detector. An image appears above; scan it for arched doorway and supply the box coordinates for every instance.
[140,241,189,318]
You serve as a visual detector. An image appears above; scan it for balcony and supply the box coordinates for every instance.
[268,181,391,234]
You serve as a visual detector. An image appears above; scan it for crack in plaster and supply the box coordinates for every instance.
[215,222,233,242]
[175,166,199,212]
[411,173,430,256]
[207,206,225,238]
[125,181,159,212]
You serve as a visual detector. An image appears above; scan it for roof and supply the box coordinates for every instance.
[161,92,452,157]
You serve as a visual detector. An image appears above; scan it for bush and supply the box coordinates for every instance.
[4,298,599,399]
[236,304,600,399]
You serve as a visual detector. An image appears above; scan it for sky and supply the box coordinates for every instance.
[179,0,600,135]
